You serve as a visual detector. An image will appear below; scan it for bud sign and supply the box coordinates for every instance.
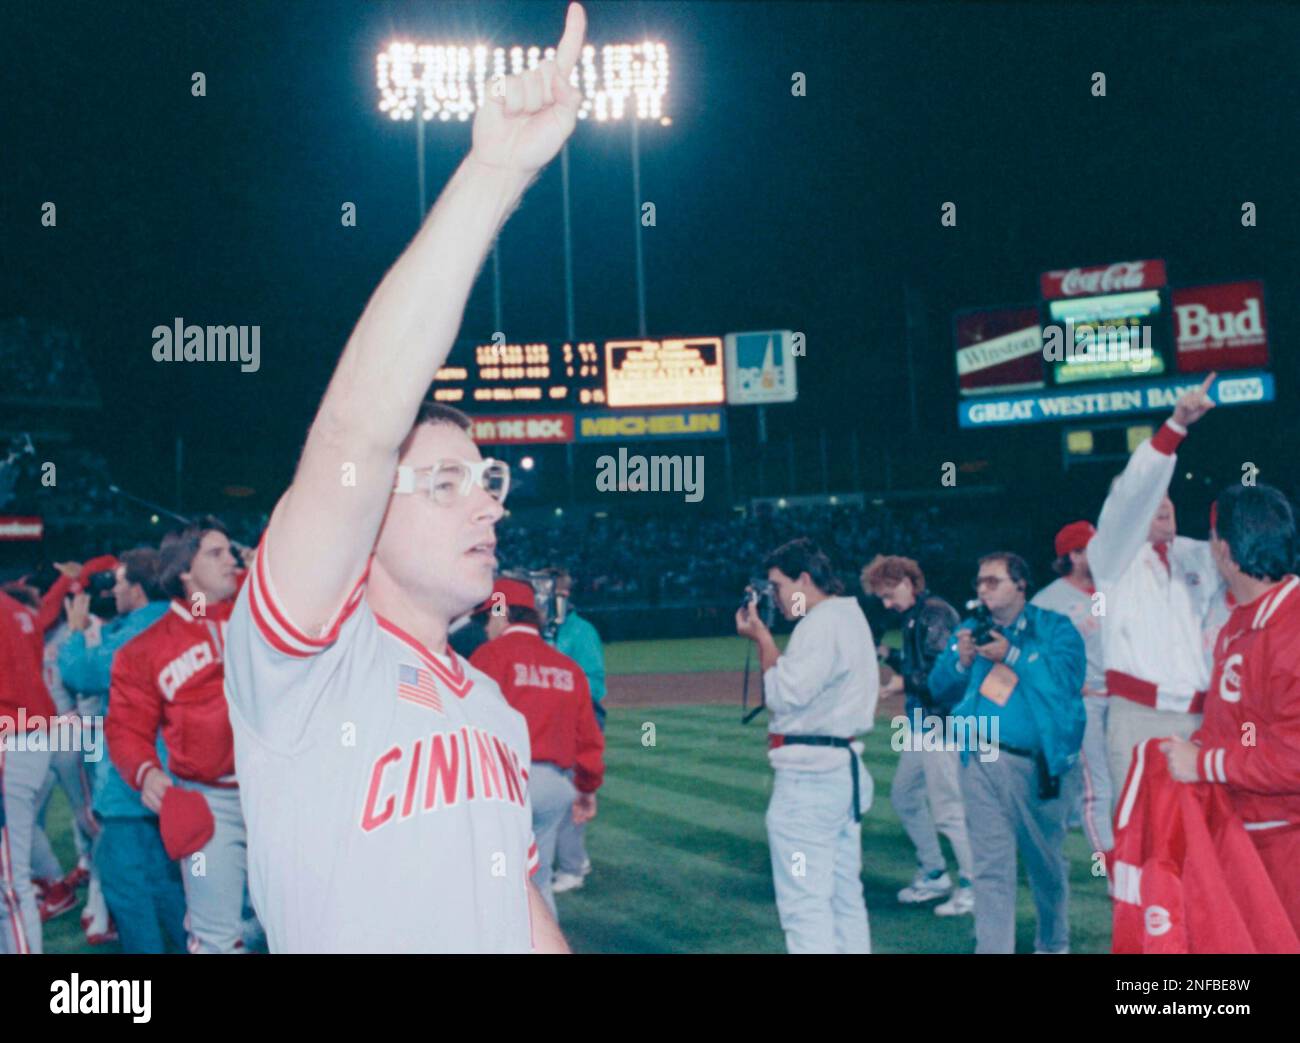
[1172,281,1269,373]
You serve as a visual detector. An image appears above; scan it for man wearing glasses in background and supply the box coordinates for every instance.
[223,3,591,953]
[929,553,1086,954]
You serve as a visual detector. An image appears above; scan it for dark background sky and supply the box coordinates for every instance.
[7,0,1300,526]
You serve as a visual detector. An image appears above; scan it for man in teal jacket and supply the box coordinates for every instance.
[59,548,187,953]
[929,551,1085,954]
[547,567,606,894]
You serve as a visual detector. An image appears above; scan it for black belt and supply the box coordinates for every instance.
[769,734,863,819]
[998,741,1038,759]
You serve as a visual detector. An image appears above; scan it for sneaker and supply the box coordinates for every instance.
[63,858,91,890]
[85,923,119,946]
[38,881,78,923]
[552,872,585,894]
[897,869,952,904]
[935,886,974,916]
[32,876,59,902]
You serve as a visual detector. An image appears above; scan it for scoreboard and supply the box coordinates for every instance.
[431,335,725,410]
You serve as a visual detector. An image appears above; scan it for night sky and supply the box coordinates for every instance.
[7,0,1300,524]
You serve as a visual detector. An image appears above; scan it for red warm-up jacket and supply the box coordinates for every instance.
[0,574,75,724]
[106,599,237,788]
[471,624,604,793]
[1111,737,1300,953]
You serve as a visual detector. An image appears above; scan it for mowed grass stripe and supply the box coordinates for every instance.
[594,791,772,868]
[559,827,784,954]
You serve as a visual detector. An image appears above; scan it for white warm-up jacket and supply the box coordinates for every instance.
[1089,420,1228,713]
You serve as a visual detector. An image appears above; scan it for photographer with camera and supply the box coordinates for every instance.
[736,538,878,954]
[861,555,972,916]
[929,552,1085,954]
[59,548,187,952]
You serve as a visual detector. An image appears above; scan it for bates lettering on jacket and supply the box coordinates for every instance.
[511,662,574,691]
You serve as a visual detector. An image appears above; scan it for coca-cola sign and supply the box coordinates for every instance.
[1172,281,1268,373]
[1040,259,1167,300]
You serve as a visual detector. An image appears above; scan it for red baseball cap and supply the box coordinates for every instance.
[1054,521,1096,559]
[159,787,215,860]
[477,577,536,615]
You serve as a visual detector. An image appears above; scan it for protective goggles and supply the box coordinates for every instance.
[393,458,511,507]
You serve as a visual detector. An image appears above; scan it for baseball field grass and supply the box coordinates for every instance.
[38,634,1111,954]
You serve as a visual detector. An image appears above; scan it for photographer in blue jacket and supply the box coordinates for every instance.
[929,551,1086,954]
[59,547,187,953]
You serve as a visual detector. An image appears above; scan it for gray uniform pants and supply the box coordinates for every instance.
[1106,697,1201,797]
[960,752,1073,954]
[1,745,52,954]
[530,762,577,919]
[175,781,249,954]
[891,742,974,881]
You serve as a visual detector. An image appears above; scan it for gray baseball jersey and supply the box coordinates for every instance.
[1031,577,1105,695]
[223,542,539,953]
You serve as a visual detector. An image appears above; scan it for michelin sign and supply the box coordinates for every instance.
[958,371,1274,429]
[725,330,798,405]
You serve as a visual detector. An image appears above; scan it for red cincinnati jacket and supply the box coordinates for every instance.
[0,574,75,725]
[106,598,237,789]
[471,624,605,793]
[1111,738,1300,953]
[1191,575,1300,826]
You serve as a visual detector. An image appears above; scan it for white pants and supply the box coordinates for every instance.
[1106,697,1201,796]
[176,782,249,954]
[1,746,52,954]
[766,763,873,954]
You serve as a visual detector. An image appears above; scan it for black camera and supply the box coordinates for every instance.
[965,598,1000,646]
[85,567,120,620]
[740,579,777,629]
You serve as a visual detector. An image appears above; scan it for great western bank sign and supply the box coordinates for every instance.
[957,371,1273,429]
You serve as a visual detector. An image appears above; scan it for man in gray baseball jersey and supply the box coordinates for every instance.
[1030,521,1112,855]
[223,4,589,953]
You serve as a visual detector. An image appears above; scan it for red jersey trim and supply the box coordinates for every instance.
[248,535,367,658]
[375,615,473,699]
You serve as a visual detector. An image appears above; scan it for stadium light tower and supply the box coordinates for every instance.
[375,37,670,339]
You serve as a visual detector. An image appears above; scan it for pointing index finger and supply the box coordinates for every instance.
[1200,371,1217,395]
[554,2,586,79]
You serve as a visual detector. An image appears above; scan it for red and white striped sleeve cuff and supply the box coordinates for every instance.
[1151,420,1186,456]
[134,761,161,790]
[246,534,366,659]
[526,835,540,877]
[1198,747,1228,784]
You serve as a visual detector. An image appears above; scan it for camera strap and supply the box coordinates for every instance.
[741,644,765,724]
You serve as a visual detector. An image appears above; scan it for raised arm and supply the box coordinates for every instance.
[1089,373,1216,582]
[266,4,587,634]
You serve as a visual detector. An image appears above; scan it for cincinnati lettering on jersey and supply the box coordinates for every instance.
[158,641,215,701]
[511,662,575,691]
[360,725,528,833]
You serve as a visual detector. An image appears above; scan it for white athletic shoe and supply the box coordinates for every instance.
[934,886,974,916]
[897,869,952,904]
[552,872,585,894]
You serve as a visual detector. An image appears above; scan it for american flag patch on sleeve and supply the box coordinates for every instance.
[397,664,444,714]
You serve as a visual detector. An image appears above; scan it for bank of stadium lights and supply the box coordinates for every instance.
[376,40,670,123]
